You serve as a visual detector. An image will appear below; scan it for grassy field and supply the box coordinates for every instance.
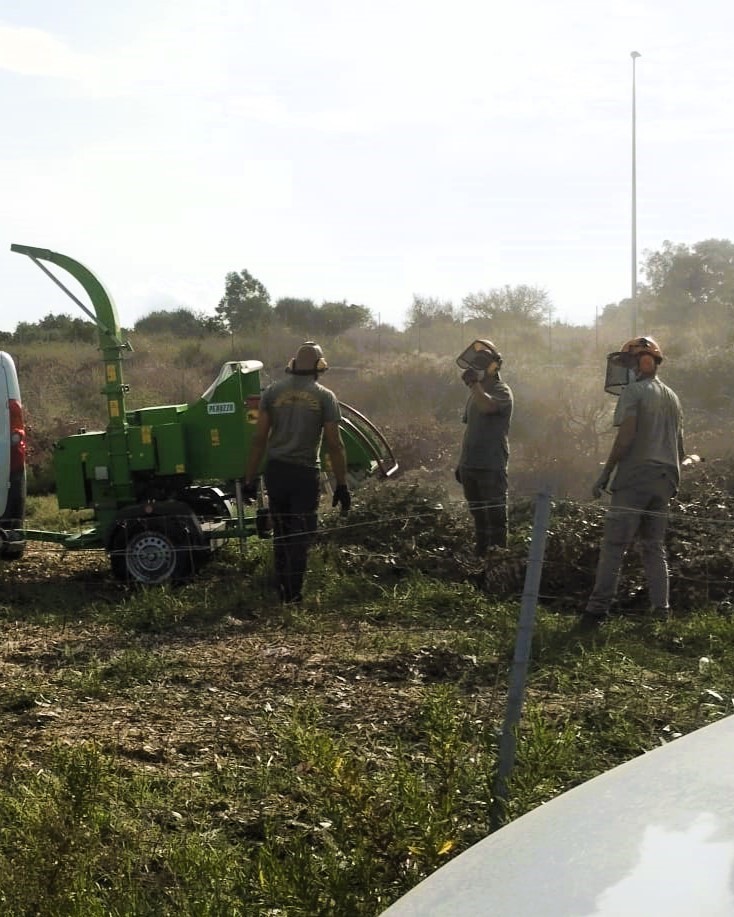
[1,483,733,916]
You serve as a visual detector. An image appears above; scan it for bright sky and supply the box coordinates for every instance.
[1,0,732,332]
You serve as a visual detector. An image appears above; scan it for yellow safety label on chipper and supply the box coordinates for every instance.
[246,395,260,424]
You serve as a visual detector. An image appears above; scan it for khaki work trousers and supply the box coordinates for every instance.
[586,473,677,616]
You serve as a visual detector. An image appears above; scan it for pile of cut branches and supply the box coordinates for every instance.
[322,458,734,614]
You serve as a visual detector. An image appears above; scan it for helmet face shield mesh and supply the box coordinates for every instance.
[472,349,495,371]
[456,339,502,373]
[605,353,635,395]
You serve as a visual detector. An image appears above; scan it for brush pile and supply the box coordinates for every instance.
[324,458,734,614]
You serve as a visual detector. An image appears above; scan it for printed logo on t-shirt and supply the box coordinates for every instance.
[274,390,321,411]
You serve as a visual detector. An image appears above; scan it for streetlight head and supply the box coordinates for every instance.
[631,50,641,59]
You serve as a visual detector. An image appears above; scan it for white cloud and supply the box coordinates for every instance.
[0,24,87,78]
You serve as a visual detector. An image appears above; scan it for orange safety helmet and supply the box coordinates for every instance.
[618,336,663,366]
[605,336,663,395]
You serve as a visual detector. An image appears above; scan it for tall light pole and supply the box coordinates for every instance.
[631,50,641,336]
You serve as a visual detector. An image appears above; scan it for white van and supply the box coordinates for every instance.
[0,351,26,557]
[381,714,734,917]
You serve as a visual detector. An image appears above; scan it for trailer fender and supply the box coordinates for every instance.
[103,500,206,551]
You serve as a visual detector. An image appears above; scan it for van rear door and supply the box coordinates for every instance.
[0,351,26,556]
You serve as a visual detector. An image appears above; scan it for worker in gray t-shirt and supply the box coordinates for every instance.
[455,339,514,559]
[583,336,685,623]
[244,342,350,604]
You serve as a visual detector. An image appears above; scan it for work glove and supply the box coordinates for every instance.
[454,467,462,485]
[241,479,259,501]
[332,484,351,514]
[461,367,479,386]
[592,471,610,499]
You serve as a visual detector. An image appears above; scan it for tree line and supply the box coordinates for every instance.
[5,238,733,344]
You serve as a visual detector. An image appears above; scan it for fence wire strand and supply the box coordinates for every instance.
[4,489,734,611]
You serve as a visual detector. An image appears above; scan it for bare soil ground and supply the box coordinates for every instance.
[0,542,501,782]
[3,458,734,781]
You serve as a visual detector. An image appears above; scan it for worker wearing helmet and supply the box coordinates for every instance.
[455,339,514,560]
[244,342,350,605]
[582,336,685,624]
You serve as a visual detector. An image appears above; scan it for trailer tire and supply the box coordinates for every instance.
[0,526,25,559]
[110,519,195,585]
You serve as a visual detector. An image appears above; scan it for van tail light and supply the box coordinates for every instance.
[9,399,26,473]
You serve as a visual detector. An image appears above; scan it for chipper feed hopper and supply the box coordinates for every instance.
[11,244,398,584]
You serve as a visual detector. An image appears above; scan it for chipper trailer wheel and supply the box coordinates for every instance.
[110,518,195,585]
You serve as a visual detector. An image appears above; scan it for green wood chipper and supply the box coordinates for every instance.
[10,244,398,584]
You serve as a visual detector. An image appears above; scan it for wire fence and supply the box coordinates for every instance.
[2,486,732,824]
[4,489,733,615]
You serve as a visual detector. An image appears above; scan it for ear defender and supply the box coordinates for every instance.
[638,353,655,374]
[286,343,329,375]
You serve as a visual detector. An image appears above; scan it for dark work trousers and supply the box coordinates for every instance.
[460,467,508,553]
[264,459,321,602]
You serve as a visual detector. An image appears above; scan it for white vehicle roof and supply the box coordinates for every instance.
[0,351,22,518]
[382,714,734,917]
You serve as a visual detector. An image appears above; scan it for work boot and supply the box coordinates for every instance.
[577,610,609,630]
[485,544,509,561]
[650,606,670,621]
[483,545,509,591]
